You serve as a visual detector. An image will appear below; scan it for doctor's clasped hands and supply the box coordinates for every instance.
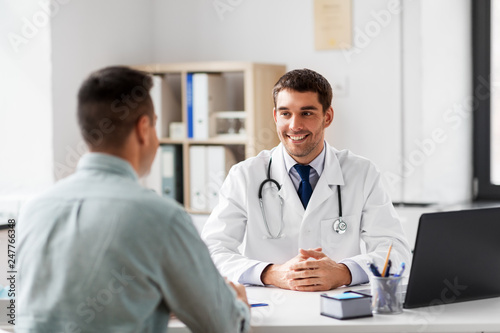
[262,248,352,292]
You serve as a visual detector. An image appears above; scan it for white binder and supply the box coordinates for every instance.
[189,145,237,212]
[189,146,208,211]
[207,146,236,211]
[192,73,227,139]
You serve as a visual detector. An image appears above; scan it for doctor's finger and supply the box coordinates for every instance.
[285,268,319,280]
[300,247,322,253]
[288,277,320,288]
[294,283,329,292]
[299,248,326,259]
[290,260,321,271]
[299,247,322,253]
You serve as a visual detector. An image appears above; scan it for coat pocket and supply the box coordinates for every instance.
[320,215,360,251]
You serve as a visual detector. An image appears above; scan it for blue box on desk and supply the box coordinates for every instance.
[320,292,372,320]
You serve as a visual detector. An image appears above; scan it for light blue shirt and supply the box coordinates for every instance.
[241,142,368,286]
[18,153,249,333]
[282,141,325,192]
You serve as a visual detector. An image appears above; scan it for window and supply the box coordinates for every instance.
[473,0,500,199]
[492,0,500,185]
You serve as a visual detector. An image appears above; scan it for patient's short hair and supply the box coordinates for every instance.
[77,66,154,149]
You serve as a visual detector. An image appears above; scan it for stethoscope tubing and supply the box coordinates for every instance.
[258,156,346,239]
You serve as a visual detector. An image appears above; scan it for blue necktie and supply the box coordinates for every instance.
[294,164,313,208]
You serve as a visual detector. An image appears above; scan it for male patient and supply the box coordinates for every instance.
[18,66,250,333]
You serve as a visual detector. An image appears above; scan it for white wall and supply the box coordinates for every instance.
[51,0,154,179]
[0,0,53,216]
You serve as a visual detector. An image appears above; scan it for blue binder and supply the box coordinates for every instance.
[186,73,194,138]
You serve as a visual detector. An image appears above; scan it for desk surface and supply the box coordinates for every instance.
[169,285,500,333]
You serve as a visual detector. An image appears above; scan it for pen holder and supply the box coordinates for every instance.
[370,275,403,314]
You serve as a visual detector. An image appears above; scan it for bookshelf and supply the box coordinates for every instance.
[133,62,286,214]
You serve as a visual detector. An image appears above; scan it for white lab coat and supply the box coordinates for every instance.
[201,142,411,284]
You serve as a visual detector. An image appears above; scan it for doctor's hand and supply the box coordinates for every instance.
[260,249,316,290]
[261,248,352,291]
[287,248,352,291]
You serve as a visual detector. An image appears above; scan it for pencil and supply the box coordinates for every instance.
[381,242,393,277]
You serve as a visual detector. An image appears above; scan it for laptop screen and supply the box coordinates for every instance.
[404,207,500,309]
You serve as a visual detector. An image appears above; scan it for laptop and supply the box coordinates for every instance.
[403,207,500,308]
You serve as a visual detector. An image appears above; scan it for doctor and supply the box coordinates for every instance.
[201,68,411,291]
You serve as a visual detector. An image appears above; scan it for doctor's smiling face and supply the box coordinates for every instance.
[274,89,333,165]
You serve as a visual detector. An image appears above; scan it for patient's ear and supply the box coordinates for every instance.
[135,115,150,145]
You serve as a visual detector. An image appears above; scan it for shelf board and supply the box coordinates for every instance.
[159,138,184,144]
[213,111,246,119]
[188,137,247,145]
[159,137,247,145]
[132,62,252,74]
[130,61,286,74]
[186,208,211,215]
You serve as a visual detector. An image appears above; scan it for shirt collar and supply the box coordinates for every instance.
[283,141,326,176]
[77,153,139,181]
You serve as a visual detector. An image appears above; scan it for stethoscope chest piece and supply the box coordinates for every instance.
[333,218,347,234]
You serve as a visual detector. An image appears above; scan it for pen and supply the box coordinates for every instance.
[381,242,393,277]
[368,262,381,277]
[384,260,392,277]
[394,262,406,277]
[251,303,269,308]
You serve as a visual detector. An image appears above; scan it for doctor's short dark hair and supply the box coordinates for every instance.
[272,68,333,113]
[77,66,154,150]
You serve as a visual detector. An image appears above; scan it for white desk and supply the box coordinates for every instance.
[168,285,500,333]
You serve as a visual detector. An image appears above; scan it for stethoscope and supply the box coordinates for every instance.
[258,156,347,239]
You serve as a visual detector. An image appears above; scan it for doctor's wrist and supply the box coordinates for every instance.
[261,264,274,285]
[339,263,353,286]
